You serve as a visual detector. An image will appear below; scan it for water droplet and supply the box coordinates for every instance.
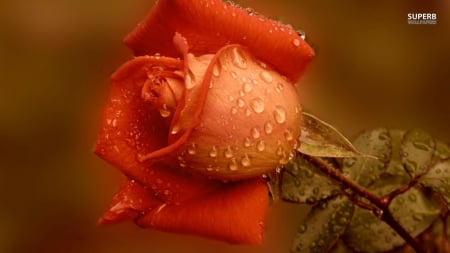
[292,38,301,47]
[228,158,238,171]
[344,158,356,167]
[260,71,273,83]
[412,214,423,221]
[228,95,234,102]
[273,106,287,124]
[408,193,417,202]
[187,143,197,155]
[212,64,220,77]
[299,224,307,233]
[209,146,218,158]
[250,98,265,114]
[230,107,238,115]
[111,118,117,127]
[231,47,247,69]
[159,104,171,118]
[224,146,234,158]
[245,108,251,117]
[244,137,252,148]
[257,140,265,152]
[240,154,251,167]
[185,71,196,89]
[284,128,294,141]
[264,121,273,134]
[276,146,285,156]
[413,141,431,151]
[251,127,261,139]
[276,82,284,92]
[230,71,237,79]
[237,98,245,108]
[295,31,305,41]
[242,83,252,93]
[171,124,181,134]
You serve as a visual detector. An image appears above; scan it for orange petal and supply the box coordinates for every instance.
[137,178,269,244]
[99,179,162,225]
[94,56,222,204]
[125,0,314,82]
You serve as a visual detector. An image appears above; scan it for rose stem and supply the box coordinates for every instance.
[300,154,426,253]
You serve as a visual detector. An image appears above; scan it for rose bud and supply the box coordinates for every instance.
[95,0,314,244]
[138,33,303,180]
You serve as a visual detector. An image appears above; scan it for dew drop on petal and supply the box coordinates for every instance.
[228,95,234,102]
[230,71,237,79]
[244,137,252,147]
[250,98,265,114]
[260,71,273,83]
[237,98,245,108]
[292,38,301,47]
[245,108,252,117]
[209,146,218,158]
[243,83,252,93]
[185,72,196,89]
[273,106,287,124]
[251,127,261,139]
[224,146,234,158]
[257,140,266,152]
[228,158,238,171]
[276,82,284,92]
[231,47,247,69]
[284,128,294,141]
[230,106,238,115]
[264,121,273,134]
[159,104,171,118]
[212,64,220,77]
[171,124,181,135]
[276,146,284,156]
[240,154,251,167]
[187,143,197,155]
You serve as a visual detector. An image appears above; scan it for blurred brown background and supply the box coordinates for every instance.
[0,0,448,252]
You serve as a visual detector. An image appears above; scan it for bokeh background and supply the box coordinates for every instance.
[0,0,449,252]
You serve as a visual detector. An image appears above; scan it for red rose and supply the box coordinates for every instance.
[95,0,314,244]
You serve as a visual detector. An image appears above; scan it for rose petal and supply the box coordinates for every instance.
[100,178,268,244]
[124,0,314,82]
[99,179,162,224]
[137,178,268,244]
[95,56,222,204]
[177,45,302,180]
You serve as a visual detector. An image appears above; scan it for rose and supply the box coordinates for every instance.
[95,0,314,244]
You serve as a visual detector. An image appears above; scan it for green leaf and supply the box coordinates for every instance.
[281,156,340,204]
[390,187,440,238]
[401,129,436,178]
[291,196,354,253]
[385,129,409,178]
[343,206,404,253]
[342,128,392,187]
[420,159,450,205]
[432,140,450,162]
[343,177,440,253]
[298,113,366,158]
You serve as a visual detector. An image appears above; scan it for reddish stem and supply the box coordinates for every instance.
[302,154,426,253]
